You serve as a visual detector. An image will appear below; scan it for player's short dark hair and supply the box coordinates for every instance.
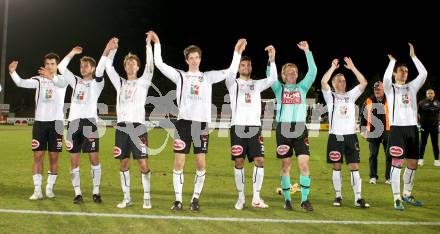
[44,53,60,64]
[80,56,96,68]
[393,62,407,72]
[124,52,141,67]
[183,45,202,60]
[240,56,252,63]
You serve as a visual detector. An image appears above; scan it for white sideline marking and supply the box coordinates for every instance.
[0,209,439,225]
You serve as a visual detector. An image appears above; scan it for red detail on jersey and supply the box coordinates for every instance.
[282,91,301,104]
[113,147,122,157]
[245,93,252,103]
[277,145,290,155]
[389,146,404,157]
[65,141,73,151]
[173,139,186,151]
[31,139,40,150]
[231,145,243,156]
[329,151,342,161]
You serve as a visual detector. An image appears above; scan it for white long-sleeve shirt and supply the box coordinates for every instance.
[322,85,363,135]
[383,57,427,126]
[226,63,277,126]
[154,43,240,123]
[52,56,106,121]
[10,72,66,121]
[104,45,154,124]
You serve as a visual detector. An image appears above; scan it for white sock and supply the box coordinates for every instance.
[173,170,184,202]
[142,171,151,200]
[33,174,42,193]
[91,164,101,195]
[192,170,206,201]
[252,166,264,201]
[71,167,81,196]
[391,166,402,201]
[350,170,362,201]
[46,171,57,191]
[234,167,245,200]
[119,170,131,201]
[403,167,416,197]
[332,169,342,198]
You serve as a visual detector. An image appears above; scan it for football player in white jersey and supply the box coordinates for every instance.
[52,46,105,204]
[9,53,67,200]
[226,44,277,210]
[151,30,244,212]
[103,34,154,209]
[383,43,427,210]
[321,57,370,208]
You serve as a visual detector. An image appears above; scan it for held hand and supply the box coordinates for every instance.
[147,31,160,44]
[387,54,396,61]
[71,46,83,55]
[234,38,247,54]
[409,43,415,57]
[8,61,18,74]
[297,41,309,53]
[265,45,276,62]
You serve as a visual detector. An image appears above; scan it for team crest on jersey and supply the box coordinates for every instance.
[65,140,73,151]
[198,76,204,82]
[339,105,348,115]
[231,145,243,156]
[277,145,290,155]
[389,146,404,157]
[249,84,254,90]
[113,146,122,157]
[245,93,252,103]
[31,139,40,149]
[190,84,200,96]
[173,139,186,151]
[329,151,341,161]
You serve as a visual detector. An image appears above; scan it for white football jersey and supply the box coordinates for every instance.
[383,57,427,126]
[323,85,362,135]
[11,72,66,121]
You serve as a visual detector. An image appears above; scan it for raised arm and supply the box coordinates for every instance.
[256,45,277,91]
[139,32,154,86]
[297,41,317,90]
[206,39,244,84]
[383,54,395,92]
[150,31,180,84]
[321,59,339,91]
[407,43,428,90]
[55,46,83,88]
[225,38,247,88]
[344,57,368,92]
[104,38,122,90]
[8,61,38,88]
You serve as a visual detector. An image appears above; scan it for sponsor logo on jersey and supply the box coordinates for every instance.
[231,145,243,156]
[389,146,404,157]
[329,151,341,161]
[282,91,301,104]
[277,145,290,155]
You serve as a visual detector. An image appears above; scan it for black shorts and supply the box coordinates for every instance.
[66,118,99,153]
[173,119,209,154]
[32,120,63,152]
[387,126,419,159]
[114,122,148,160]
[276,122,310,159]
[230,125,264,162]
[326,134,360,164]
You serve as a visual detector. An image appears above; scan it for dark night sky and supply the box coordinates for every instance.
[1,0,438,115]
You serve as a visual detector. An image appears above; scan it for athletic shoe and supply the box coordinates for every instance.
[333,197,342,207]
[92,194,102,203]
[385,180,392,185]
[394,199,404,210]
[143,199,152,209]
[190,198,200,212]
[45,187,55,198]
[355,198,370,208]
[284,200,293,211]
[402,195,423,206]
[301,200,314,211]
[29,191,43,200]
[234,199,245,210]
[116,199,131,208]
[434,160,440,167]
[369,178,377,184]
[73,195,83,204]
[418,159,424,166]
[252,199,269,208]
[170,201,183,211]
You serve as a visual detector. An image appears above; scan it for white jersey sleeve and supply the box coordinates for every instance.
[347,85,362,102]
[54,57,75,88]
[407,56,428,91]
[383,60,395,93]
[95,56,106,78]
[255,61,277,91]
[10,72,39,89]
[154,43,181,84]
[205,51,241,84]
[138,44,154,86]
[105,49,122,91]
